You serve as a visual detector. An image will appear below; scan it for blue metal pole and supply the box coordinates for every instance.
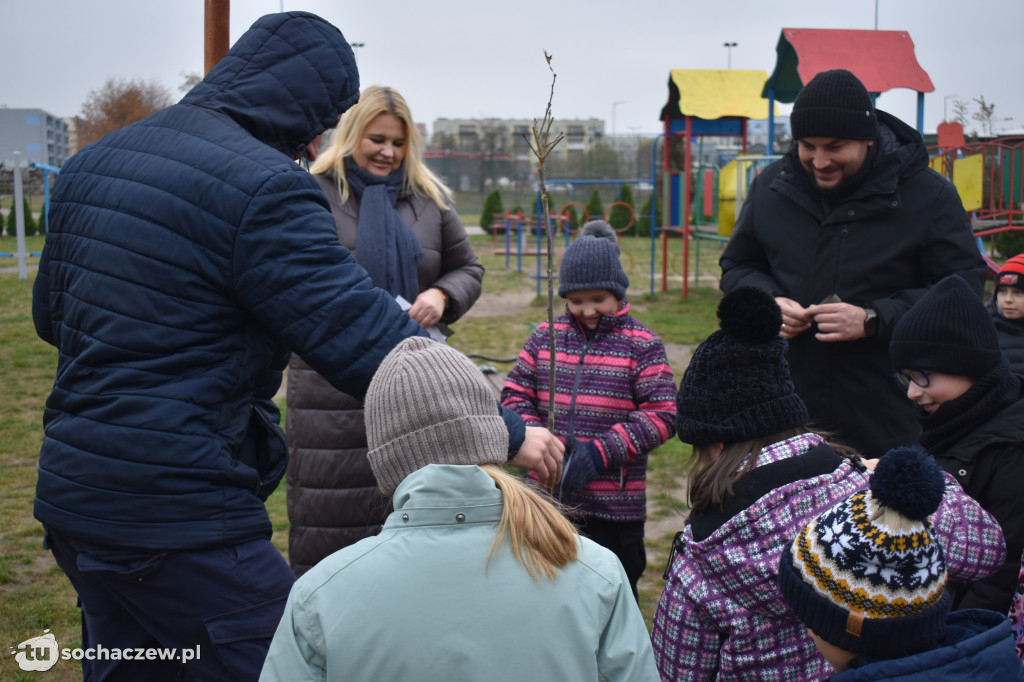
[650,134,665,296]
[916,91,925,137]
[505,214,511,270]
[31,162,61,234]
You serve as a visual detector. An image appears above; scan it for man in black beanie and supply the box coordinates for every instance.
[720,68,986,458]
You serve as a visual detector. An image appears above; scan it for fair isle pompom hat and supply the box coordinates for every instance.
[365,337,508,495]
[558,220,629,300]
[778,446,951,657]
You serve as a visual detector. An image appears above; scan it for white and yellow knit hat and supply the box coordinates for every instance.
[778,446,951,657]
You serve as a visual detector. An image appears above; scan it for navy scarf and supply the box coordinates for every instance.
[345,157,422,302]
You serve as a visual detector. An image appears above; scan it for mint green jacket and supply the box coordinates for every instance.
[260,464,659,681]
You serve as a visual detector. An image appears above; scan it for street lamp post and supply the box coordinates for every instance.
[723,42,737,69]
[612,100,626,138]
[350,42,365,63]
[944,94,959,123]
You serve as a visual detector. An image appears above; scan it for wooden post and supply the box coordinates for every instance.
[204,0,230,75]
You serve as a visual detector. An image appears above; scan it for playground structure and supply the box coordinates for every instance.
[762,29,935,143]
[500,31,954,299]
[490,179,647,298]
[656,69,778,297]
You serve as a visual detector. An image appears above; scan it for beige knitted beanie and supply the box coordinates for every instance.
[365,337,508,495]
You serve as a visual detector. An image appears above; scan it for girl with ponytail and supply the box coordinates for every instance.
[262,337,660,682]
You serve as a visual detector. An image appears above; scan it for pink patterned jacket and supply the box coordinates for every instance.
[501,301,676,521]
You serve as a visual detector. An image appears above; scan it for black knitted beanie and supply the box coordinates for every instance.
[675,287,808,445]
[790,69,877,141]
[890,274,1001,378]
[558,220,629,300]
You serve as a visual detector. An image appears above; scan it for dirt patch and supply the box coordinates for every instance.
[662,342,695,377]
[462,289,537,318]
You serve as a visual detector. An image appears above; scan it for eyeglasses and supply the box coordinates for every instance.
[894,370,930,389]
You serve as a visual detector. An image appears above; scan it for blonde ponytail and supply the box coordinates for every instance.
[480,464,579,581]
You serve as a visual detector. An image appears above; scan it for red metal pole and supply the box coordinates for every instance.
[205,0,230,75]
[682,117,692,299]
[661,121,671,293]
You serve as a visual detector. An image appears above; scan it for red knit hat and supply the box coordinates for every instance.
[997,254,1024,291]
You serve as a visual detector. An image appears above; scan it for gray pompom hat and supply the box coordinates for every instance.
[365,337,508,495]
[558,220,629,300]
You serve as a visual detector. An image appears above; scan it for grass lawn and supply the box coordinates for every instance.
[0,230,724,680]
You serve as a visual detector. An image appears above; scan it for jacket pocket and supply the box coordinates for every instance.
[77,549,168,580]
[240,402,288,501]
[203,596,288,680]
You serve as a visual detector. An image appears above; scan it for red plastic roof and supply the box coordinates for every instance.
[765,28,934,102]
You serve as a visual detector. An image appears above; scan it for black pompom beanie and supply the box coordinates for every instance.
[675,287,808,445]
[790,69,877,141]
[890,274,1001,378]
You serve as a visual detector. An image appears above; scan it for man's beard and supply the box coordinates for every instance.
[813,173,855,200]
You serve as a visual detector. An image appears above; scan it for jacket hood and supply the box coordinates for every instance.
[181,11,359,158]
[870,109,929,178]
[682,461,868,615]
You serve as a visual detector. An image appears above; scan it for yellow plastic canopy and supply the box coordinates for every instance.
[665,70,779,120]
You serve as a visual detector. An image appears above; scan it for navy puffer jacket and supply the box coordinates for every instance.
[32,12,423,550]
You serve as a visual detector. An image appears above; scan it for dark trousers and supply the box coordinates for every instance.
[46,528,295,681]
[574,516,646,601]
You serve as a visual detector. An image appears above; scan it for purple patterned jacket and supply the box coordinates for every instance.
[501,301,676,521]
[651,434,1006,681]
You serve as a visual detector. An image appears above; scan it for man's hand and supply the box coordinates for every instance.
[805,302,868,342]
[509,426,564,488]
[776,297,813,339]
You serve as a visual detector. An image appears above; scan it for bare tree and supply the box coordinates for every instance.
[951,96,1013,138]
[971,96,1012,138]
[179,72,203,93]
[77,77,174,148]
[522,51,564,432]
[952,98,971,131]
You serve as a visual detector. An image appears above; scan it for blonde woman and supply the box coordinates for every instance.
[286,86,485,574]
[262,338,658,682]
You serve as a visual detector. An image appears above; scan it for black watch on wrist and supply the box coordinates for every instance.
[863,307,879,337]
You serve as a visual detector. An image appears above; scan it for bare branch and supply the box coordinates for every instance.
[525,51,564,433]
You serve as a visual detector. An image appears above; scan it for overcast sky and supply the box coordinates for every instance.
[4,0,1022,138]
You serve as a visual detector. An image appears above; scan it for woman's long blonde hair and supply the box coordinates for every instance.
[309,84,453,210]
[479,464,579,582]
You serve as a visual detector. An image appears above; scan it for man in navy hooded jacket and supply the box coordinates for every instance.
[30,12,500,681]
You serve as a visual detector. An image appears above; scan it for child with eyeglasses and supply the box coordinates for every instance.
[890,273,1024,627]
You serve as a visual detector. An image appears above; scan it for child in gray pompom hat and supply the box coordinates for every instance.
[501,219,677,600]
